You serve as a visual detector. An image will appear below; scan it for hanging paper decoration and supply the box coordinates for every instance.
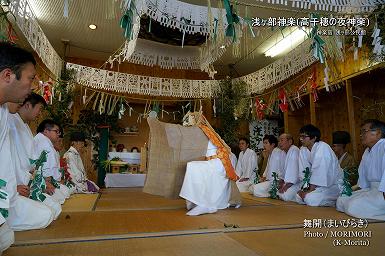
[309,13,326,64]
[28,151,48,202]
[301,167,311,191]
[255,97,267,120]
[278,88,288,112]
[311,68,319,102]
[223,0,240,42]
[40,80,53,104]
[118,99,126,119]
[268,171,279,199]
[120,0,136,40]
[339,168,353,196]
[0,179,9,219]
[63,0,69,17]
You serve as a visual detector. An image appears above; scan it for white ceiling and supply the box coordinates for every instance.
[27,0,312,77]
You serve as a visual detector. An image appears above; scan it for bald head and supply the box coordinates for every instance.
[279,133,294,152]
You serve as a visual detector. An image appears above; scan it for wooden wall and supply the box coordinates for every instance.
[285,68,385,162]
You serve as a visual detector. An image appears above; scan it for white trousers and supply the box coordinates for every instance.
[336,182,385,221]
[179,159,230,210]
[0,222,14,252]
[251,180,272,198]
[42,193,62,220]
[295,184,340,207]
[278,183,301,202]
[236,180,252,193]
[7,195,54,231]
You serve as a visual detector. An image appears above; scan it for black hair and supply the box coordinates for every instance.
[36,119,59,134]
[22,92,47,107]
[300,124,321,142]
[362,119,385,138]
[131,147,139,152]
[238,137,250,145]
[263,135,278,147]
[0,42,36,79]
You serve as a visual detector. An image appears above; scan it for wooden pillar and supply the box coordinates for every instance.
[284,111,289,133]
[345,80,358,160]
[309,93,317,126]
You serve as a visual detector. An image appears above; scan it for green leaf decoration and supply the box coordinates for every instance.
[301,167,311,192]
[269,171,279,199]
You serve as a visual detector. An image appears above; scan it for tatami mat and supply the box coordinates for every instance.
[6,233,258,256]
[211,204,350,228]
[227,223,385,256]
[14,209,223,243]
[7,188,384,256]
[241,193,299,206]
[61,193,99,212]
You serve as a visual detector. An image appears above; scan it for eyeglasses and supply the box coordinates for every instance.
[359,129,377,136]
[48,129,61,135]
[299,134,310,139]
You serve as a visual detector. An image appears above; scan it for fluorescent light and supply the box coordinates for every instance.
[265,28,308,58]
[88,24,97,30]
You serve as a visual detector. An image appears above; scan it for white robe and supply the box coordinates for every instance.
[0,222,14,253]
[0,105,14,250]
[295,141,341,207]
[252,147,286,197]
[235,148,257,192]
[8,113,61,219]
[278,145,300,202]
[33,133,69,204]
[64,146,99,193]
[337,139,385,220]
[179,140,233,210]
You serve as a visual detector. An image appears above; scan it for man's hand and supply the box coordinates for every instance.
[297,184,317,200]
[238,178,249,182]
[17,185,30,197]
[45,181,55,195]
[279,182,293,194]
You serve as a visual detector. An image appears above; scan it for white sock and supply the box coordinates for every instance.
[186,205,217,216]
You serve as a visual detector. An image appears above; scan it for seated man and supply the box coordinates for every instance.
[336,119,385,220]
[277,133,300,202]
[0,42,37,252]
[34,120,70,204]
[5,103,55,231]
[64,132,99,193]
[235,137,257,192]
[250,135,285,197]
[7,94,61,220]
[331,131,358,185]
[295,125,341,207]
[179,112,240,216]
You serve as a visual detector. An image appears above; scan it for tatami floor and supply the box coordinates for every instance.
[4,188,384,256]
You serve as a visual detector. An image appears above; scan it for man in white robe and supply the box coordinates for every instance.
[235,137,257,192]
[0,42,38,250]
[251,135,286,197]
[7,94,61,219]
[34,120,70,204]
[180,141,236,215]
[64,132,99,193]
[277,134,300,202]
[295,124,341,207]
[179,111,240,216]
[337,119,385,220]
